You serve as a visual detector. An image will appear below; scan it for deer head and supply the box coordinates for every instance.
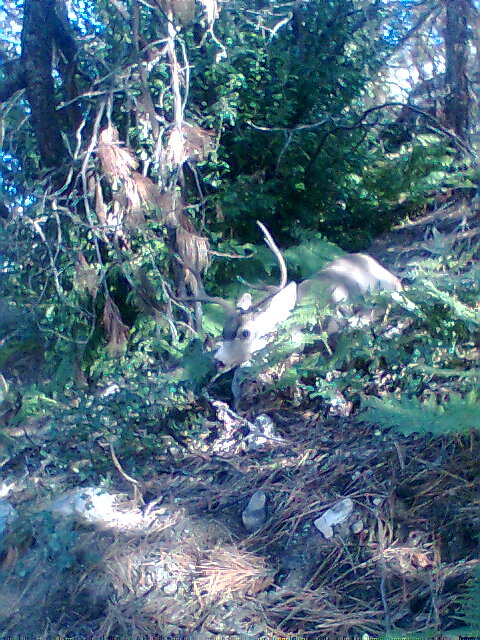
[168,222,402,371]
[214,280,299,369]
[211,222,298,370]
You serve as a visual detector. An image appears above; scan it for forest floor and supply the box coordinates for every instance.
[0,200,479,639]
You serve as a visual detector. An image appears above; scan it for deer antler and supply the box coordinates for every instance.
[164,282,236,315]
[165,223,287,317]
[256,221,287,290]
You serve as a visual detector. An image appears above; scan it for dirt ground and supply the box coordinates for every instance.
[0,201,479,639]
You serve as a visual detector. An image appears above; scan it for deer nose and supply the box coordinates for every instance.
[213,349,228,369]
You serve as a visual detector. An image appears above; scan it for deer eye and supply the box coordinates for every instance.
[239,329,251,340]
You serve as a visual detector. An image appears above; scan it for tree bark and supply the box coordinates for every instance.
[20,0,68,167]
[444,0,470,140]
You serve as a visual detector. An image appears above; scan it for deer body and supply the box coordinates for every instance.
[297,253,402,304]
[214,251,402,370]
[168,222,402,371]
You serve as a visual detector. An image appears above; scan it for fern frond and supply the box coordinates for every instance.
[452,567,480,633]
[362,390,479,435]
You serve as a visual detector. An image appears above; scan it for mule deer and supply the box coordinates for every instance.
[170,222,402,370]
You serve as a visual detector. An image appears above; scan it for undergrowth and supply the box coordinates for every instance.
[224,234,479,437]
[1,216,478,483]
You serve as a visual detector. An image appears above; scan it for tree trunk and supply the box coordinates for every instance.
[20,0,68,168]
[444,0,470,140]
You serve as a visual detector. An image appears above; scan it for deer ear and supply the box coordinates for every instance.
[236,292,253,311]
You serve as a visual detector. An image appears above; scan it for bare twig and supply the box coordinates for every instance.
[109,443,145,504]
[133,0,160,139]
[80,98,109,296]
[376,515,392,631]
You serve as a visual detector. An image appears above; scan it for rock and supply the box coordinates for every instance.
[351,519,364,534]
[313,498,354,539]
[327,391,353,417]
[50,487,116,521]
[246,414,283,450]
[50,487,146,530]
[163,581,178,595]
[98,383,121,397]
[242,490,268,532]
[0,500,17,536]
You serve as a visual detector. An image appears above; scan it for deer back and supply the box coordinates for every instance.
[298,253,402,304]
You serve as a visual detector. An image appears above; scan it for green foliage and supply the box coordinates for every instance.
[7,386,60,426]
[0,300,46,386]
[15,335,213,481]
[214,118,466,250]
[452,567,480,634]
[362,390,479,435]
[228,239,479,441]
[1,511,78,574]
[181,0,469,248]
[0,0,478,450]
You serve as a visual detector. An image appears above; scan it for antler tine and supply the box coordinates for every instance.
[256,221,288,290]
[164,282,236,315]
